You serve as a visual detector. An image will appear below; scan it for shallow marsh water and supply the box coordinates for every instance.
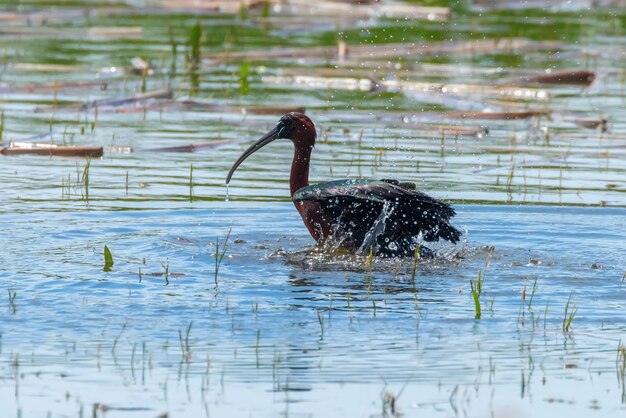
[1,205,625,417]
[1,1,626,417]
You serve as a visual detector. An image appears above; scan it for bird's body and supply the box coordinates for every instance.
[293,178,459,257]
[226,113,460,257]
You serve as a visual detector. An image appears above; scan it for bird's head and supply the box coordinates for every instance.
[275,112,316,149]
[226,112,316,184]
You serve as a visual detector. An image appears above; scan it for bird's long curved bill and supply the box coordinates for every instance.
[226,127,278,184]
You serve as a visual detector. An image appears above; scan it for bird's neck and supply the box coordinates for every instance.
[290,146,312,197]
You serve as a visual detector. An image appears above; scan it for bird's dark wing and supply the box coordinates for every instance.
[293,179,460,246]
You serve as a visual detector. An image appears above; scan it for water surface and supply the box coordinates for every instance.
[1,1,626,417]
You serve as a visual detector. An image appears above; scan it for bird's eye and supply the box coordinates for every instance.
[277,122,293,139]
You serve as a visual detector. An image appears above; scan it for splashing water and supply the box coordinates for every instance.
[358,201,395,254]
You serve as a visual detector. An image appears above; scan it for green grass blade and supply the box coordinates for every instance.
[103,245,113,272]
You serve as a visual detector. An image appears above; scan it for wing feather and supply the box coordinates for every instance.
[294,179,460,246]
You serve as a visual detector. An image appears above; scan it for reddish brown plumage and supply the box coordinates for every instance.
[226,113,460,257]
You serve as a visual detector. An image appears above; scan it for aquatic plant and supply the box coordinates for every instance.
[188,21,202,67]
[8,287,16,314]
[470,272,482,320]
[239,1,248,20]
[364,246,374,293]
[562,291,577,332]
[81,156,91,201]
[103,245,113,272]
[470,246,494,320]
[214,227,232,289]
[316,309,324,338]
[618,342,626,403]
[255,329,261,368]
[168,26,177,77]
[61,174,71,200]
[239,61,250,94]
[162,261,170,286]
[381,374,413,418]
[381,389,398,417]
[179,321,192,364]
[527,278,538,313]
[140,65,148,94]
[410,244,420,287]
[0,110,4,142]
[112,320,129,356]
[520,276,540,327]
[506,163,515,201]
[187,21,202,95]
[262,0,271,18]
[189,163,194,202]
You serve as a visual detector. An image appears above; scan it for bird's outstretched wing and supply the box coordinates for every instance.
[293,179,460,246]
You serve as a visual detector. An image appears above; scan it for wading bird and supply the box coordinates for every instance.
[226,113,460,257]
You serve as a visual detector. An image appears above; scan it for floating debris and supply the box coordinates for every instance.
[0,26,143,39]
[130,57,154,76]
[145,139,238,153]
[6,63,84,73]
[518,70,596,86]
[565,117,608,132]
[176,101,305,115]
[262,75,374,91]
[35,89,173,113]
[387,80,549,101]
[1,80,108,94]
[443,110,548,120]
[158,0,450,21]
[0,8,89,26]
[87,26,143,38]
[1,142,103,158]
[262,75,549,102]
[156,0,269,13]
[427,124,489,137]
[272,1,450,21]
[209,38,563,63]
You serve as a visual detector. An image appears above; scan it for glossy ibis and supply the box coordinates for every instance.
[226,113,461,257]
